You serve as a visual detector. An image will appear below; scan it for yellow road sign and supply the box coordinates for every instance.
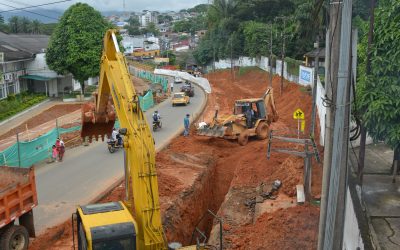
[293,108,305,120]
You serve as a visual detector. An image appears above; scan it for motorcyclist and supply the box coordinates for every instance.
[111,128,122,146]
[152,110,161,127]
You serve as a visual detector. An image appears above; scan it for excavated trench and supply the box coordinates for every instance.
[161,149,234,246]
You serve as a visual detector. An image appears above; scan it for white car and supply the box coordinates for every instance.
[174,77,183,84]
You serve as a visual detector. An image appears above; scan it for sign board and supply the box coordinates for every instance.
[293,108,305,120]
[299,65,314,86]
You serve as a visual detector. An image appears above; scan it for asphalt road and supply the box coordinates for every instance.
[33,83,206,233]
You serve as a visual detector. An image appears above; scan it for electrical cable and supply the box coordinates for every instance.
[0,0,71,14]
[0,2,61,21]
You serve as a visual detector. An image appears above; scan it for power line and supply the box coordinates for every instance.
[0,0,71,20]
[0,0,70,14]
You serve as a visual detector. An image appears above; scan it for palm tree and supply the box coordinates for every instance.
[30,20,41,34]
[20,17,31,33]
[9,16,20,33]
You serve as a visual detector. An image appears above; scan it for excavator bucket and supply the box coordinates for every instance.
[197,125,226,137]
[81,100,116,142]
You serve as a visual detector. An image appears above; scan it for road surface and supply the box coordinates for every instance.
[33,83,206,233]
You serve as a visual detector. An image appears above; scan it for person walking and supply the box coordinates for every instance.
[51,145,58,162]
[170,79,174,94]
[184,114,190,137]
[58,138,65,161]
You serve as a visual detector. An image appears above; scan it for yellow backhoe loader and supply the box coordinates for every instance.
[75,30,211,250]
[197,89,279,145]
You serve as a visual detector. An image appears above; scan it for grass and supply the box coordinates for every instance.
[0,92,47,121]
[238,66,263,76]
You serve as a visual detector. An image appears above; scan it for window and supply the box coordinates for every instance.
[93,238,135,250]
[7,81,16,95]
[0,84,6,99]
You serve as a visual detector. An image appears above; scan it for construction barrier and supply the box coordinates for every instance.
[138,90,154,112]
[0,126,81,168]
[136,70,168,92]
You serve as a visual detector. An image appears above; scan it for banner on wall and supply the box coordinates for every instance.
[299,65,314,86]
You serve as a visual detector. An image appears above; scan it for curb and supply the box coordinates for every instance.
[0,99,51,126]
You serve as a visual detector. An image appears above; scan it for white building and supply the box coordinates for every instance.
[140,11,158,27]
[0,32,97,99]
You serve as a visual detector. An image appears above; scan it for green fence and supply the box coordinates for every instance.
[0,125,84,168]
[136,70,168,92]
[139,90,154,112]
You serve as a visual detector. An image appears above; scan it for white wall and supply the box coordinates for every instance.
[154,68,211,94]
[25,53,58,78]
[343,187,365,250]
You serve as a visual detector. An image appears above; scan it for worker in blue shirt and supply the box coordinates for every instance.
[184,114,190,136]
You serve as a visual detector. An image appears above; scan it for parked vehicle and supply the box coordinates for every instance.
[172,92,190,106]
[0,166,38,250]
[174,76,183,84]
[180,81,195,97]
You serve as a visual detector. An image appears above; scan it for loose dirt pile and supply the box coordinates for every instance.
[29,69,323,249]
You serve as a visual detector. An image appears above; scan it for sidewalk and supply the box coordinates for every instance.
[349,143,399,249]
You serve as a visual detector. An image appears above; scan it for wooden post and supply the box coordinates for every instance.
[17,133,21,167]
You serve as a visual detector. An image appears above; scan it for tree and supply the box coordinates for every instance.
[9,16,20,33]
[29,20,41,34]
[146,22,160,36]
[357,0,400,151]
[46,3,112,94]
[20,17,30,33]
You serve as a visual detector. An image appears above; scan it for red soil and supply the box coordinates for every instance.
[29,69,323,249]
[0,104,81,140]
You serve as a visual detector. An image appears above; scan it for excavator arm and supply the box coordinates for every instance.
[263,88,279,123]
[78,30,166,249]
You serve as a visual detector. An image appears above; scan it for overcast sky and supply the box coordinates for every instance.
[0,0,209,12]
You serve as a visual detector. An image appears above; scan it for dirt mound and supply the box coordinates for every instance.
[226,204,320,249]
[0,104,81,140]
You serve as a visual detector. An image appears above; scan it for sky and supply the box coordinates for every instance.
[0,0,209,12]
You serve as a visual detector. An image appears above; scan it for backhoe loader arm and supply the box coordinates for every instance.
[81,30,166,249]
[263,88,279,123]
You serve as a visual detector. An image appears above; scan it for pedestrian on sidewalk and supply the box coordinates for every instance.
[58,138,65,161]
[184,114,190,137]
[51,145,58,162]
[170,79,174,94]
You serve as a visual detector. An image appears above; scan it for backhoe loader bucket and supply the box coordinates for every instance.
[197,125,226,137]
[81,102,116,142]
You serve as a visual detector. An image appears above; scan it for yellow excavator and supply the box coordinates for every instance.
[75,30,202,250]
[197,89,279,145]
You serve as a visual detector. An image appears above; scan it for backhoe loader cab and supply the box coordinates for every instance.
[197,88,278,145]
[234,99,267,120]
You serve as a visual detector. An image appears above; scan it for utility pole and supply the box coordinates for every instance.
[280,18,286,95]
[317,0,341,249]
[323,0,353,249]
[310,35,320,136]
[269,23,273,87]
[358,0,376,186]
[230,35,234,81]
[275,17,288,95]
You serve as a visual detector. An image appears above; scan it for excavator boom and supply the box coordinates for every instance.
[77,30,166,249]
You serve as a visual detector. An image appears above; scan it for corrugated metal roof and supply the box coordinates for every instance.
[0,32,49,61]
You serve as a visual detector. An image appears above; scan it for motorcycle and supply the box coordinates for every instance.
[152,118,162,131]
[107,136,123,153]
